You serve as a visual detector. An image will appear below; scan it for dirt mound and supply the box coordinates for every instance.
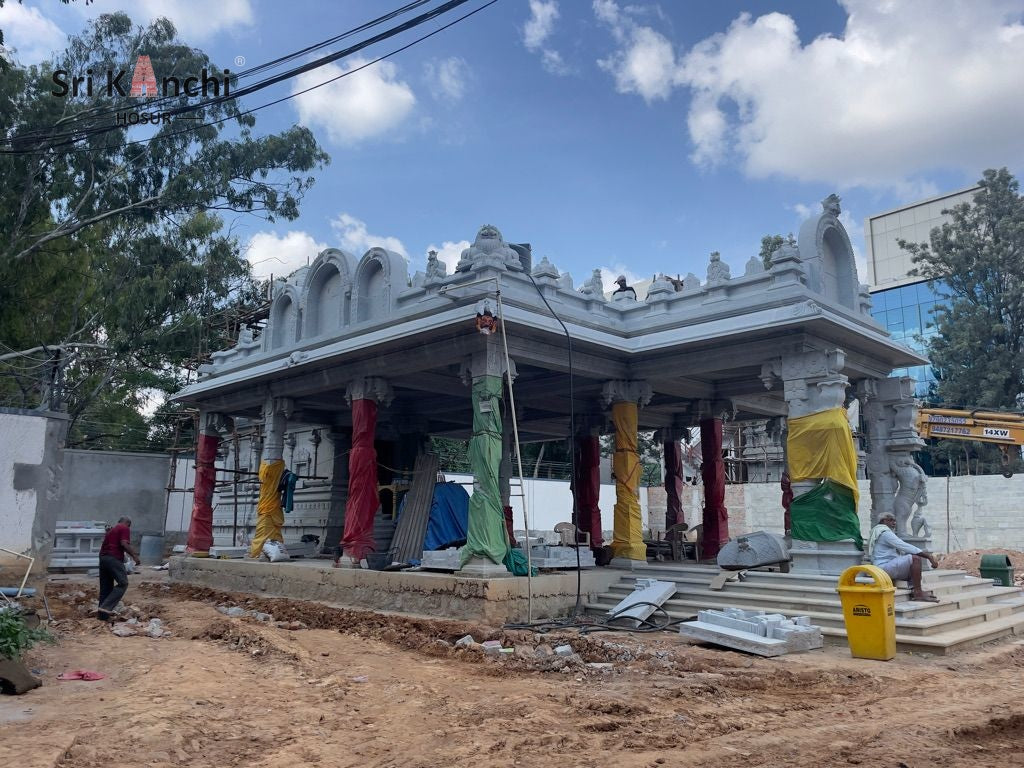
[938,548,1024,582]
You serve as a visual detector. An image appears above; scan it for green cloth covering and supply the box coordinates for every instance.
[461,375,511,568]
[503,546,538,577]
[790,479,863,550]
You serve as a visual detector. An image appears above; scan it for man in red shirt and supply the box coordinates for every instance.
[97,516,141,621]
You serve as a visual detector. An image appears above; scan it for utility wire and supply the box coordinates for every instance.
[3,0,492,154]
[11,1,435,137]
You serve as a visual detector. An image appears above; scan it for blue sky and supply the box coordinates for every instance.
[4,0,1024,289]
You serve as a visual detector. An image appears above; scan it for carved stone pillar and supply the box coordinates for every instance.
[658,427,687,532]
[324,429,351,554]
[336,378,392,568]
[859,376,928,541]
[697,402,731,560]
[574,420,604,552]
[602,380,652,564]
[186,411,223,553]
[458,339,517,578]
[248,397,293,558]
[761,349,861,574]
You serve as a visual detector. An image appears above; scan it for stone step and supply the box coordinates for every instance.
[819,612,1024,656]
[608,574,995,617]
[593,585,1024,634]
[892,596,1024,637]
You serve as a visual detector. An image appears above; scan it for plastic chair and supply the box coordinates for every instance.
[554,522,590,547]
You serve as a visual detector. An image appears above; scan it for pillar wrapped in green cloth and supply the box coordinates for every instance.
[461,375,510,567]
[790,479,863,549]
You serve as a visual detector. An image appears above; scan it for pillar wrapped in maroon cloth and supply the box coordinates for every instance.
[186,430,219,552]
[573,435,603,549]
[700,418,728,559]
[663,438,685,530]
[340,398,378,561]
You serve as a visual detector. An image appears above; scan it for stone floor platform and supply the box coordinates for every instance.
[586,561,1024,655]
[169,556,622,625]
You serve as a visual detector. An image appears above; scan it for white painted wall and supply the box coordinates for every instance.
[444,473,648,535]
[737,476,1024,553]
[0,412,47,556]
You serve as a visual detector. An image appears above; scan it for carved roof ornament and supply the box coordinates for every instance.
[706,251,731,285]
[822,193,841,217]
[579,269,606,299]
[455,224,521,272]
[557,271,574,290]
[744,255,765,276]
[646,273,675,299]
[683,272,701,291]
[532,256,560,279]
[424,249,447,284]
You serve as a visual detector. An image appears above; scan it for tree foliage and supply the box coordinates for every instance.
[0,13,329,449]
[900,169,1024,410]
[900,168,1024,475]
[759,233,796,269]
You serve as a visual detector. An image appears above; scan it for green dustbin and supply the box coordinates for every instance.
[980,554,1014,587]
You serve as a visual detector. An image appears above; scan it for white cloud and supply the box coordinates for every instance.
[61,0,253,42]
[425,240,470,273]
[331,214,408,258]
[594,0,677,102]
[424,56,468,101]
[292,57,416,146]
[129,0,253,39]
[523,0,572,76]
[0,3,65,64]
[524,0,559,49]
[675,0,1024,187]
[245,231,326,280]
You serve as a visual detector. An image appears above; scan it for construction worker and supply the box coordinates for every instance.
[97,516,141,620]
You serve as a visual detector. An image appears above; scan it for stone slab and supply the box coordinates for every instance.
[607,578,676,626]
[420,548,461,571]
[209,546,247,559]
[529,545,596,569]
[678,607,823,656]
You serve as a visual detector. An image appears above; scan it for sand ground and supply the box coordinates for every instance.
[2,575,1023,768]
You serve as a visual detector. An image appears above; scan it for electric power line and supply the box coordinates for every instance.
[2,0,493,154]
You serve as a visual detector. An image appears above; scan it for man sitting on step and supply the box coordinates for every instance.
[867,512,940,602]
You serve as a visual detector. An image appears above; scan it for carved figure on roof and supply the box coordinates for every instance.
[455,224,520,272]
[744,255,765,276]
[425,249,447,282]
[237,323,254,345]
[579,269,605,299]
[683,272,701,291]
[706,251,730,284]
[822,193,842,216]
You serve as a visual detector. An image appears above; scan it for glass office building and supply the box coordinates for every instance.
[864,187,978,399]
[868,279,943,398]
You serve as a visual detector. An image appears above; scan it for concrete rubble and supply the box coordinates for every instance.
[679,608,823,657]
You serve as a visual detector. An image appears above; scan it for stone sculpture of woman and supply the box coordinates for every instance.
[890,454,928,536]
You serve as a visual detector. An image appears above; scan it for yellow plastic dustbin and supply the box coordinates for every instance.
[837,564,896,660]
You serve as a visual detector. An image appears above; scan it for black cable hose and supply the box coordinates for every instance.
[519,266,582,616]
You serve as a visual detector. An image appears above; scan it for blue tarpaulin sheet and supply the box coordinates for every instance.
[424,482,470,551]
[397,482,470,564]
